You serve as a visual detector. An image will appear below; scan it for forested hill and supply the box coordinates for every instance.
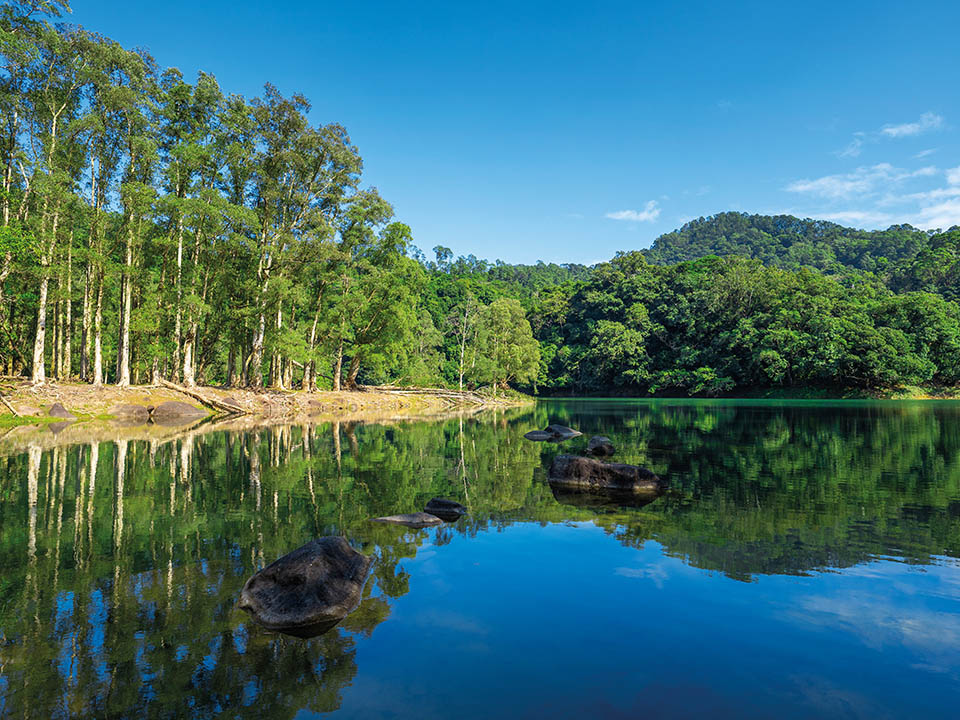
[643,212,932,273]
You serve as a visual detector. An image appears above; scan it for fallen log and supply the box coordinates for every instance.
[158,379,247,415]
[0,391,20,416]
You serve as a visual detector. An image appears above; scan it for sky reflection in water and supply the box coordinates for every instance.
[0,399,958,718]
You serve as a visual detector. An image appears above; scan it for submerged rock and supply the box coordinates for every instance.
[238,537,373,638]
[548,454,663,493]
[586,436,615,457]
[48,402,75,420]
[371,512,444,528]
[424,498,467,521]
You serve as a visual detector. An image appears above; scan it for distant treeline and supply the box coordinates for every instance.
[2,4,959,395]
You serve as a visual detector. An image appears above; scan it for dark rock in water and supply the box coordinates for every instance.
[586,436,615,456]
[524,430,554,441]
[424,498,467,521]
[110,404,150,424]
[238,537,372,638]
[545,424,582,439]
[371,512,444,528]
[548,454,663,493]
[150,401,206,426]
[48,402,75,420]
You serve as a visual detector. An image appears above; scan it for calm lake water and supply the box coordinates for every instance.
[1,399,959,718]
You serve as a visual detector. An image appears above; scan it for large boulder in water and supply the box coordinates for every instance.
[548,454,664,493]
[586,436,615,457]
[238,537,373,638]
[48,402,75,420]
[371,512,444,528]
[424,498,467,521]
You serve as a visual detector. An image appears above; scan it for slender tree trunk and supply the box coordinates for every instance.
[172,215,184,382]
[64,243,72,379]
[249,312,265,387]
[31,273,49,385]
[31,206,61,384]
[92,267,104,386]
[346,354,361,390]
[80,260,91,381]
[227,345,236,387]
[117,218,134,386]
[332,337,344,392]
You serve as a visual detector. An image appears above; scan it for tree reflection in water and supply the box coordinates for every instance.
[0,400,959,716]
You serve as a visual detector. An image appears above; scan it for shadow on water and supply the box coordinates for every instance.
[0,400,959,716]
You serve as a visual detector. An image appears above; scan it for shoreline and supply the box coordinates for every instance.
[0,379,530,428]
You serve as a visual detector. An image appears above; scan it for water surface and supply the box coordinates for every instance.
[1,400,959,718]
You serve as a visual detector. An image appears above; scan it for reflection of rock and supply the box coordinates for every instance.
[546,424,582,439]
[48,402,75,420]
[524,430,553,441]
[550,484,661,509]
[371,512,444,528]
[238,537,373,638]
[586,436,615,456]
[525,424,582,442]
[150,401,206,426]
[47,420,74,434]
[548,454,663,493]
[110,404,151,424]
[424,498,467,521]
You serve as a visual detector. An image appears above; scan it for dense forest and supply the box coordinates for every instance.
[2,2,959,397]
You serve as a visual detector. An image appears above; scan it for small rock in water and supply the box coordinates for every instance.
[371,512,444,528]
[238,537,372,638]
[424,498,467,521]
[524,424,582,442]
[548,454,663,493]
[47,402,75,420]
[586,436,615,456]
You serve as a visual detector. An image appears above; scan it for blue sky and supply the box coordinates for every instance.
[70,0,960,265]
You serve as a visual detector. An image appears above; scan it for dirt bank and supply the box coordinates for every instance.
[0,379,529,426]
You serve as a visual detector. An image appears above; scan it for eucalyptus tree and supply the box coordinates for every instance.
[246,84,361,388]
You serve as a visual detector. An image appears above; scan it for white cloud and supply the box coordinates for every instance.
[914,148,937,159]
[837,133,864,158]
[785,164,937,200]
[834,113,945,157]
[605,200,660,223]
[815,210,896,225]
[880,112,944,138]
[785,163,960,231]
